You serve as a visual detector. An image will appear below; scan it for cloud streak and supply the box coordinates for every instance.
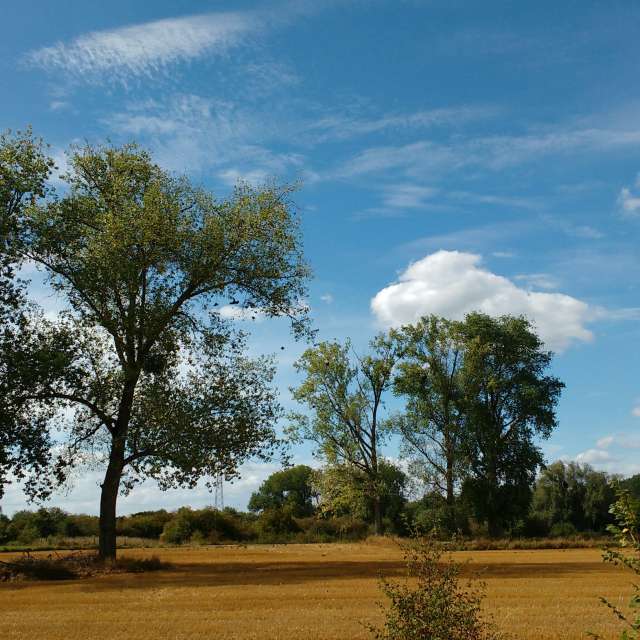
[26,12,260,81]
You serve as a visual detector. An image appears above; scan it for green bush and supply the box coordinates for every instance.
[256,507,300,537]
[117,510,171,539]
[160,507,244,544]
[0,513,10,544]
[549,521,578,537]
[368,534,504,640]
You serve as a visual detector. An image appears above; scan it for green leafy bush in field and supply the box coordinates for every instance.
[256,506,300,537]
[369,534,504,640]
[590,483,640,639]
[117,510,171,539]
[160,507,243,544]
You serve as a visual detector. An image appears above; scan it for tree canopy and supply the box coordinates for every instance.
[0,128,55,496]
[458,313,564,535]
[289,337,398,534]
[2,141,310,558]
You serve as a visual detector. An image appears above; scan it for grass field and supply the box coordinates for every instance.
[0,542,632,639]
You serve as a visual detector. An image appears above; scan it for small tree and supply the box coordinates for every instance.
[369,533,504,640]
[3,142,310,559]
[590,483,640,639]
[289,337,397,534]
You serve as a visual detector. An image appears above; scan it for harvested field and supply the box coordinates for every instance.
[0,542,632,639]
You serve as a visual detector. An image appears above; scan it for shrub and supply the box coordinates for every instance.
[368,534,504,640]
[160,509,195,544]
[549,521,578,537]
[117,510,171,539]
[590,482,640,639]
[256,507,300,537]
[0,512,11,543]
[160,507,244,544]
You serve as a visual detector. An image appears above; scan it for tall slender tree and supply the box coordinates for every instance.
[3,142,310,559]
[289,337,397,534]
[390,316,467,509]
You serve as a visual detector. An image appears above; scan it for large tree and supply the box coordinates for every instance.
[0,128,55,496]
[457,313,564,536]
[4,142,310,559]
[289,337,397,534]
[390,316,467,510]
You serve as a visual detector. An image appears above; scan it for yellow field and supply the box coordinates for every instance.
[0,542,632,639]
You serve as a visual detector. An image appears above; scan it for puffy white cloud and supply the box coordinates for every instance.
[619,175,640,216]
[633,405,640,418]
[370,250,593,352]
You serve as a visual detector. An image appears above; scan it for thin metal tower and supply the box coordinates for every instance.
[213,472,224,510]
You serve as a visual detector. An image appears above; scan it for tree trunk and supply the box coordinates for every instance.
[373,494,383,535]
[98,376,137,561]
[99,436,125,561]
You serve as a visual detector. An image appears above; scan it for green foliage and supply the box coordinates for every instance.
[368,534,504,640]
[117,510,171,539]
[531,461,615,534]
[390,316,467,507]
[256,506,301,537]
[456,313,564,536]
[160,507,243,544]
[289,337,398,533]
[313,461,407,532]
[0,127,55,498]
[248,465,317,517]
[590,483,640,639]
[2,140,310,558]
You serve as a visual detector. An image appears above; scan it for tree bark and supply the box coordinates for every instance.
[99,435,125,560]
[373,494,383,535]
[98,376,137,560]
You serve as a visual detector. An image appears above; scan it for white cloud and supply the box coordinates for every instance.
[618,174,640,216]
[382,184,438,209]
[26,12,258,81]
[218,305,265,322]
[339,127,640,179]
[320,294,334,304]
[575,448,614,465]
[306,105,499,143]
[596,433,640,449]
[106,94,308,177]
[633,406,640,418]
[370,250,593,352]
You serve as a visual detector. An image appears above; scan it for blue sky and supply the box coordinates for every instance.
[2,0,640,515]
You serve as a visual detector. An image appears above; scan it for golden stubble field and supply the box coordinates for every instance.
[0,542,633,640]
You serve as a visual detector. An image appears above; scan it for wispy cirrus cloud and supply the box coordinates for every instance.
[338,127,640,179]
[25,11,261,82]
[304,105,500,144]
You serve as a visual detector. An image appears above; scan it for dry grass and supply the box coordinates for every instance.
[0,542,632,639]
